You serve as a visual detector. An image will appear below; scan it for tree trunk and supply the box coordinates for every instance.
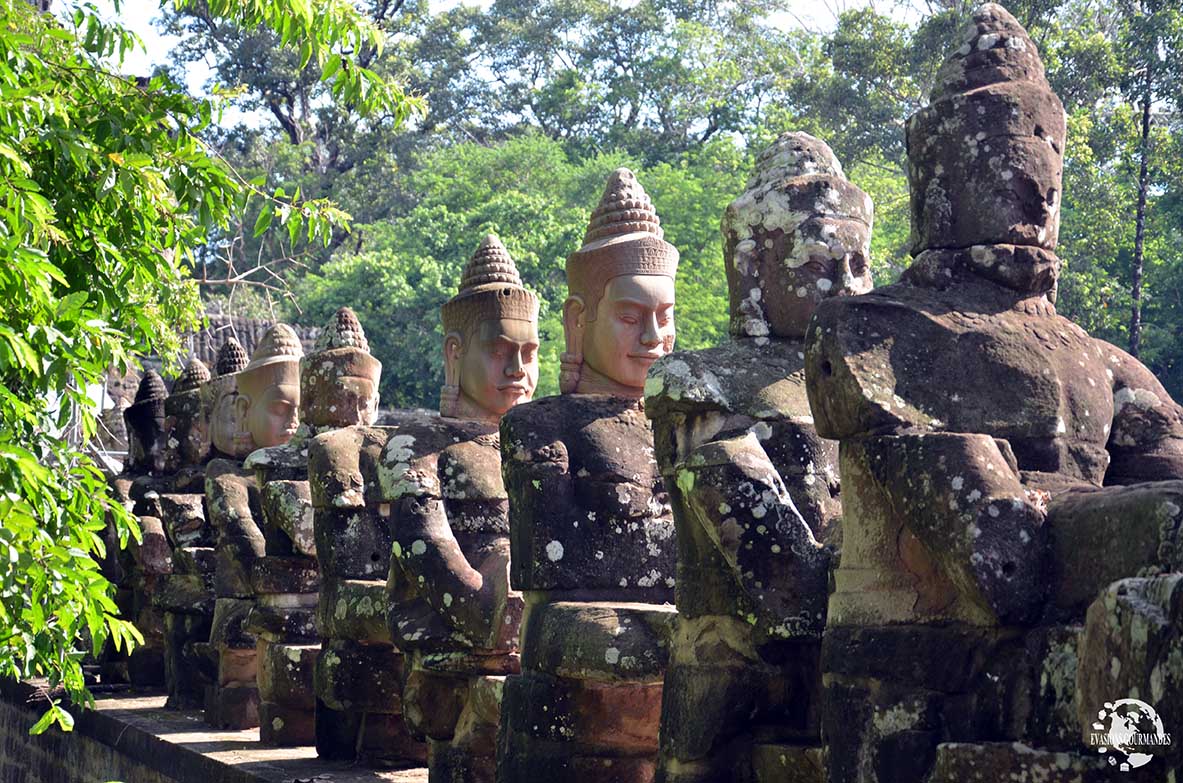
[1129,73,1152,357]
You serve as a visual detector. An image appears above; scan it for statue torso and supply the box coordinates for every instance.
[808,274,1117,489]
[501,394,675,602]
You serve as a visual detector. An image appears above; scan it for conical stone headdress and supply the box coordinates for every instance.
[214,337,249,377]
[441,235,539,338]
[566,168,678,321]
[126,369,167,428]
[241,323,304,374]
[315,306,370,353]
[173,358,211,395]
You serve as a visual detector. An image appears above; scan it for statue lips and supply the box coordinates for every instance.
[497,382,531,402]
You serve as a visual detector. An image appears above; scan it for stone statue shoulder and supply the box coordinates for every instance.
[807,278,1078,439]
[645,340,813,425]
[244,437,309,484]
[502,393,659,490]
[375,410,504,505]
[1100,338,1183,484]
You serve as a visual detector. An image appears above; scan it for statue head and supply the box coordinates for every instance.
[237,324,303,449]
[905,2,1064,295]
[124,370,169,476]
[722,132,873,340]
[203,337,251,458]
[562,168,678,396]
[440,235,540,423]
[301,307,382,429]
[163,358,211,471]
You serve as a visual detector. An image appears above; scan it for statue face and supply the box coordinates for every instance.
[766,247,871,338]
[210,387,246,456]
[457,318,539,419]
[178,409,210,465]
[245,383,300,448]
[127,420,167,475]
[164,401,210,470]
[582,274,675,390]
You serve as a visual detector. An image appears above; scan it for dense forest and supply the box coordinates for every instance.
[166,0,1183,405]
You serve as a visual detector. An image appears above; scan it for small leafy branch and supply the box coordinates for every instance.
[0,0,419,734]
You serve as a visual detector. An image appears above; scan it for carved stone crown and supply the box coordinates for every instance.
[173,358,210,395]
[243,323,303,373]
[566,167,678,320]
[125,369,167,434]
[214,337,249,377]
[134,369,168,404]
[314,306,370,353]
[441,235,539,338]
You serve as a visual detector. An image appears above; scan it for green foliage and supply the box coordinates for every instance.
[0,0,414,733]
[295,133,746,407]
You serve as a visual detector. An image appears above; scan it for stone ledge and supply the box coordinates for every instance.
[0,679,426,783]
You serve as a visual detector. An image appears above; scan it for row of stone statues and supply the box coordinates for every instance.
[105,5,1181,781]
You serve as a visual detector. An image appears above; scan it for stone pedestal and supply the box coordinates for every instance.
[153,489,217,709]
[244,444,321,746]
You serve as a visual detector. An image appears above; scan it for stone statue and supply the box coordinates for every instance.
[106,370,172,686]
[382,235,538,782]
[202,327,302,729]
[155,358,218,708]
[804,5,1183,780]
[645,132,872,782]
[204,337,251,459]
[163,358,212,475]
[237,323,303,449]
[124,369,169,478]
[304,309,430,766]
[245,307,380,746]
[496,168,680,782]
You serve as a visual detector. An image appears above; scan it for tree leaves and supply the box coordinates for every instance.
[0,0,414,734]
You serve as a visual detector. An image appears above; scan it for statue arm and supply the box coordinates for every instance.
[677,431,830,637]
[849,431,1047,625]
[499,410,578,590]
[390,495,503,647]
[1103,343,1183,484]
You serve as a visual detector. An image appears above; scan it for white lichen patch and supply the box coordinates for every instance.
[546,540,565,561]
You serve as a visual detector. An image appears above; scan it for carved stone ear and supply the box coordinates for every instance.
[560,295,585,394]
[562,295,585,359]
[443,332,464,389]
[233,393,251,429]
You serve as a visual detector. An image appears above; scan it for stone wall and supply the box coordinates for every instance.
[0,682,180,783]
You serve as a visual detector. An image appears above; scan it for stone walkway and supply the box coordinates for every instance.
[0,679,427,783]
[91,691,428,782]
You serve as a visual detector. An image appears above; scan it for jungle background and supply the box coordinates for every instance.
[169,0,1183,405]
